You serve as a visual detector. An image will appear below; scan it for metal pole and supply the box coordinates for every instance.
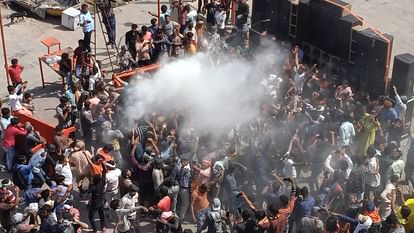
[0,6,10,85]
[157,0,160,26]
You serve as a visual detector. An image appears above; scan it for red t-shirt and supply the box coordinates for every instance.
[157,196,171,212]
[7,65,23,84]
[3,125,27,148]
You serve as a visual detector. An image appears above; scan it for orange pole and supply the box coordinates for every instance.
[231,0,236,25]
[157,0,160,26]
[0,7,10,85]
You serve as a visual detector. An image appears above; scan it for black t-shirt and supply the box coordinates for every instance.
[206,3,217,24]
[234,219,256,233]
[125,30,139,49]
[89,173,106,208]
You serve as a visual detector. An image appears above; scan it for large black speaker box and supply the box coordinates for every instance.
[336,14,362,59]
[391,54,414,129]
[251,0,290,38]
[350,28,393,97]
[296,0,311,42]
[391,53,414,97]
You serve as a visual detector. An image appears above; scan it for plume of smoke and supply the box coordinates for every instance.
[123,41,287,131]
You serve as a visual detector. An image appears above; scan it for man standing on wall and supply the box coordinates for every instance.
[79,4,94,52]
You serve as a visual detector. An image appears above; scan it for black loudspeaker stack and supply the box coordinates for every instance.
[391,54,414,97]
[390,53,414,128]
[349,28,393,97]
[251,0,290,40]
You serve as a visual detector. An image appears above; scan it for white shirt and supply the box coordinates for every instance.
[381,183,396,203]
[387,159,405,180]
[293,68,305,95]
[215,11,226,30]
[324,153,353,179]
[121,192,139,217]
[339,121,355,146]
[283,158,297,178]
[9,93,23,111]
[0,117,10,138]
[366,156,381,188]
[186,10,197,25]
[106,168,121,192]
[152,168,164,190]
[55,163,73,186]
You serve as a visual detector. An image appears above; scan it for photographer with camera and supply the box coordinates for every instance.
[56,96,74,129]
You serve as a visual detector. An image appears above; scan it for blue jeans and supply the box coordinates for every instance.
[196,207,210,230]
[178,188,190,220]
[75,64,82,78]
[6,147,15,172]
[64,72,72,87]
[33,169,48,184]
[103,14,116,44]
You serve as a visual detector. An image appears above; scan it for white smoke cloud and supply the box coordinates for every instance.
[123,41,287,131]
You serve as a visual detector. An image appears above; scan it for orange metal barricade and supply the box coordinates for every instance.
[14,112,76,153]
[111,63,160,89]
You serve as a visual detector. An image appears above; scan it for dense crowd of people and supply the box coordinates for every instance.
[1,0,414,233]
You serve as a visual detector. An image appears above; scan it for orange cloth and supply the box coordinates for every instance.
[96,148,112,162]
[362,210,381,223]
[89,163,103,176]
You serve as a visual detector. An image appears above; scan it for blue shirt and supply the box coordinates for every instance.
[178,167,191,188]
[80,12,94,32]
[160,9,172,27]
[65,89,76,106]
[29,149,46,173]
[293,196,315,221]
[16,164,33,177]
[378,108,398,124]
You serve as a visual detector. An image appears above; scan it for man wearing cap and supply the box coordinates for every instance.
[3,118,27,172]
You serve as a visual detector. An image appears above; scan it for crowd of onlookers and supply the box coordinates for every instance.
[1,0,414,233]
